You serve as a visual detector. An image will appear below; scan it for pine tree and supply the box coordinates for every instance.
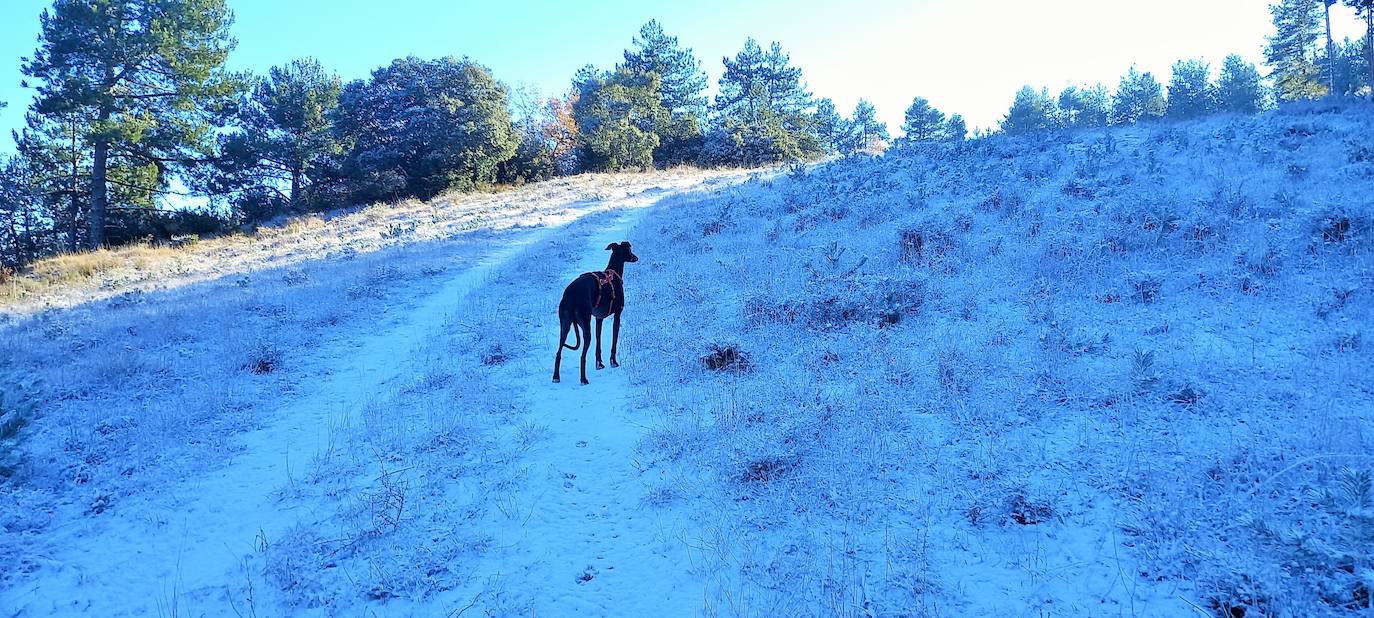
[621,21,708,120]
[1217,54,1266,114]
[1111,67,1166,124]
[841,99,888,153]
[945,114,967,141]
[15,112,92,251]
[0,155,50,267]
[1000,86,1056,134]
[900,96,946,142]
[620,20,708,164]
[1347,0,1374,89]
[1266,0,1328,100]
[705,38,822,165]
[211,58,342,221]
[1056,85,1110,128]
[1166,59,1218,119]
[813,98,845,154]
[22,0,241,249]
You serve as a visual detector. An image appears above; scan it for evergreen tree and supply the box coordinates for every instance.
[572,68,667,172]
[0,155,51,267]
[210,58,342,221]
[1217,54,1266,114]
[945,114,967,141]
[1000,86,1057,134]
[620,20,708,163]
[1266,0,1328,100]
[1111,67,1166,124]
[813,97,845,154]
[1166,59,1218,119]
[705,38,822,165]
[840,99,888,153]
[900,96,946,142]
[1325,37,1371,94]
[1347,0,1374,89]
[15,112,93,251]
[22,0,241,249]
[334,57,518,202]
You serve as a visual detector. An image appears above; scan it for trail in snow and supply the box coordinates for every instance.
[451,205,704,616]
[4,179,732,616]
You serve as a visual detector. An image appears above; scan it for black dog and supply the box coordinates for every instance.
[553,241,639,384]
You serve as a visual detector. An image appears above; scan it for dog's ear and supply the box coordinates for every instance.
[620,241,631,248]
[605,243,616,251]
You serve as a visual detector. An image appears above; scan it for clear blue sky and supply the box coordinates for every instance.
[0,0,1366,155]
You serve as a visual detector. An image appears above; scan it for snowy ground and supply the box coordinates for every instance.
[3,101,1374,617]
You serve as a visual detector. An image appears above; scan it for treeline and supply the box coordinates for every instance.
[1,0,1372,270]
[0,5,893,269]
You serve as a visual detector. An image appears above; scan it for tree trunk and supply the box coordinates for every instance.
[1325,0,1336,93]
[69,120,81,252]
[1367,9,1374,92]
[290,165,302,210]
[90,137,108,249]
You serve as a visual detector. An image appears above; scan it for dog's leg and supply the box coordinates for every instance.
[554,318,571,382]
[579,315,592,385]
[595,317,606,370]
[610,312,621,368]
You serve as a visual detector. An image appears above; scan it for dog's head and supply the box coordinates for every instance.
[606,241,639,264]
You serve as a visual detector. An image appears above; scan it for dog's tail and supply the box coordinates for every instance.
[560,320,581,350]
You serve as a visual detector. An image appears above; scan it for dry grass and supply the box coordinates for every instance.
[0,168,750,313]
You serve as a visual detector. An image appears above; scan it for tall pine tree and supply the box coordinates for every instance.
[706,38,822,165]
[813,97,845,154]
[1166,59,1218,119]
[900,96,946,142]
[945,114,967,141]
[1266,0,1328,100]
[210,58,342,221]
[1217,54,1266,113]
[1345,0,1374,89]
[840,99,888,153]
[620,20,708,164]
[22,0,241,249]
[1001,86,1057,134]
[1111,67,1166,124]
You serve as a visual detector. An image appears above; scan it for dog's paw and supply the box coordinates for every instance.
[610,360,620,368]
[596,362,605,370]
[552,377,560,383]
[580,379,590,385]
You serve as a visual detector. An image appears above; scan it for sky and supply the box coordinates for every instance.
[0,0,1366,155]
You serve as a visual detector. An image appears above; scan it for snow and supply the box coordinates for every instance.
[4,100,1374,616]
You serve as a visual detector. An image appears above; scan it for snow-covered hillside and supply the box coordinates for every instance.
[2,100,1372,617]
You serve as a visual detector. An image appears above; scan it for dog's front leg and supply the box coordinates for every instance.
[610,312,621,368]
[595,317,606,370]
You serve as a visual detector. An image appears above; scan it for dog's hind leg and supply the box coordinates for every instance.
[595,317,606,370]
[553,317,573,382]
[578,314,593,384]
[610,312,621,368]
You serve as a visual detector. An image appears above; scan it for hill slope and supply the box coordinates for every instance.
[628,99,1374,616]
[3,100,1373,616]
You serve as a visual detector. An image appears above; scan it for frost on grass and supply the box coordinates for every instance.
[630,101,1374,615]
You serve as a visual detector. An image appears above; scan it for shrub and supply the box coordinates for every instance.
[702,344,750,372]
[243,339,283,375]
[740,454,799,484]
[0,392,32,478]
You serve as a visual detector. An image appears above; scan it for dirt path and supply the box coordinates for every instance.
[439,206,704,616]
[2,177,737,616]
